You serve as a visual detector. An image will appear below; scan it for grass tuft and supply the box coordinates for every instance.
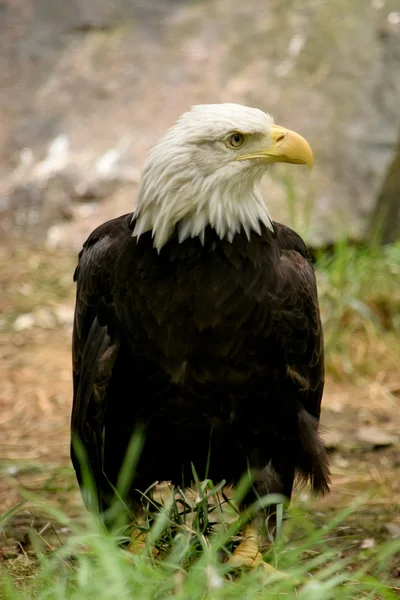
[315,241,400,376]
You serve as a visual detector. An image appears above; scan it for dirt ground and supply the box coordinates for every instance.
[1,245,400,583]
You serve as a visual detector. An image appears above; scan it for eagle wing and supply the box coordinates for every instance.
[71,213,132,511]
[271,222,328,493]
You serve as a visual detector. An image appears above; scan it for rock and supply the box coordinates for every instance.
[356,426,397,448]
[2,173,74,241]
[17,283,33,297]
[32,135,70,179]
[360,538,375,549]
[332,455,350,469]
[13,313,35,332]
[385,523,400,539]
[73,178,118,201]
[33,308,57,329]
[322,430,344,451]
[54,305,75,327]
[46,225,64,249]
[41,172,75,221]
[74,203,100,218]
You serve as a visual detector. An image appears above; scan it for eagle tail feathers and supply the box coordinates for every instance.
[296,408,331,495]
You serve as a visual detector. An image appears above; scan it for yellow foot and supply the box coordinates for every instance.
[227,524,287,580]
[128,529,147,554]
[127,526,159,558]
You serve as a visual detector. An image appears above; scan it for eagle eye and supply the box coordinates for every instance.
[227,132,245,148]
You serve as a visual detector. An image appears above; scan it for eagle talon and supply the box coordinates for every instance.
[127,522,159,558]
[227,524,287,580]
[127,530,147,554]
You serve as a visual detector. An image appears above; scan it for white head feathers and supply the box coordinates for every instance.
[132,103,275,251]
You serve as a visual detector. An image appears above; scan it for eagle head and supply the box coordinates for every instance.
[133,103,313,251]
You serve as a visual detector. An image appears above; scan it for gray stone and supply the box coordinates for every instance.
[385,523,400,539]
[73,177,118,201]
[356,426,397,448]
[13,313,35,332]
[33,308,58,330]
[54,305,75,328]
[1,174,74,241]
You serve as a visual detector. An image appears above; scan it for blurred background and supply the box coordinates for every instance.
[0,0,399,581]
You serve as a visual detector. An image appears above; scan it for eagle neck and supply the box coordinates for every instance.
[132,176,273,252]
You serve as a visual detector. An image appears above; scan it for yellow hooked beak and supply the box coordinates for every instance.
[237,124,313,169]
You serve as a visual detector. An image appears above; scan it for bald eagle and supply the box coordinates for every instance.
[71,103,330,571]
